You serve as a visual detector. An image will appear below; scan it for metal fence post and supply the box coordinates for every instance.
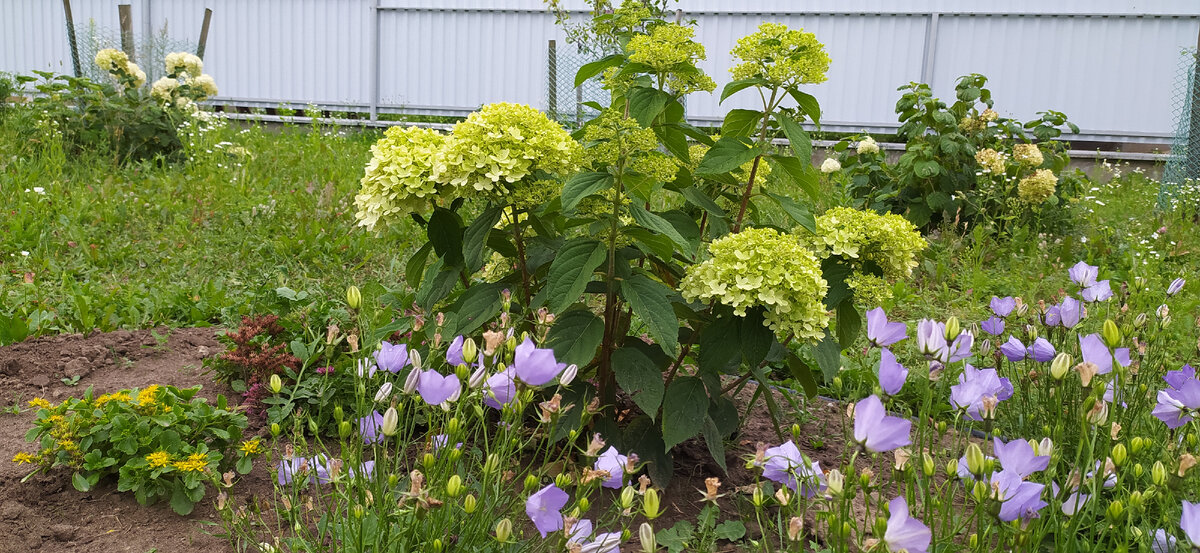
[920,12,940,86]
[370,0,381,121]
[548,39,558,118]
[62,0,81,77]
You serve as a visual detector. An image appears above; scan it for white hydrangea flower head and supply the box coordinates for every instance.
[190,74,219,98]
[151,77,179,101]
[94,48,128,72]
[355,126,450,230]
[857,136,879,155]
[820,158,841,174]
[165,52,204,77]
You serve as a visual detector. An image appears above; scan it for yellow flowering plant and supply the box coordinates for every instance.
[16,384,248,515]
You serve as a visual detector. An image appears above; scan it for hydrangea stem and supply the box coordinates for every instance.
[732,88,780,233]
[510,205,532,308]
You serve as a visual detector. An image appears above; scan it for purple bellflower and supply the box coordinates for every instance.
[1043,305,1061,327]
[991,469,1047,521]
[852,395,912,453]
[761,440,826,497]
[416,369,460,406]
[1060,297,1082,329]
[359,410,385,445]
[512,337,567,386]
[1183,500,1200,546]
[1081,280,1113,302]
[1166,365,1197,389]
[878,348,908,396]
[1152,529,1177,553]
[993,437,1049,478]
[446,335,465,367]
[594,446,628,489]
[374,341,410,373]
[990,296,1016,318]
[998,336,1027,362]
[981,316,1006,336]
[1069,261,1099,287]
[950,365,1013,421]
[1079,333,1131,375]
[483,368,516,409]
[1027,338,1056,362]
[866,308,908,347]
[883,496,931,553]
[916,320,947,359]
[526,484,569,537]
[1153,379,1200,429]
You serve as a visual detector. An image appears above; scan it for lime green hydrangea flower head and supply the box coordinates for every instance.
[585,109,681,182]
[436,103,582,200]
[626,23,716,94]
[354,125,449,230]
[730,23,831,88]
[1012,143,1044,167]
[595,0,652,36]
[681,227,830,341]
[975,148,1007,175]
[797,207,926,302]
[1017,169,1057,204]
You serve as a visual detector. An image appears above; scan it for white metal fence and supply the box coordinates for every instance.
[4,0,1199,143]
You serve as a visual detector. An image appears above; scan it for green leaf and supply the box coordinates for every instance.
[680,186,726,218]
[624,415,672,487]
[700,310,741,375]
[695,136,760,176]
[812,329,842,380]
[775,113,812,162]
[654,125,690,163]
[546,310,605,368]
[786,351,819,397]
[405,243,433,289]
[561,172,613,214]
[623,227,675,261]
[449,283,505,336]
[612,346,665,419]
[657,521,695,553]
[621,274,680,356]
[764,191,815,233]
[720,77,767,103]
[628,87,671,127]
[661,376,707,449]
[416,263,458,312]
[463,206,504,272]
[170,485,196,515]
[836,301,861,349]
[914,159,941,179]
[789,89,822,125]
[714,520,747,542]
[721,109,762,138]
[701,415,728,472]
[748,364,785,440]
[739,308,773,367]
[628,204,695,258]
[575,54,625,87]
[545,239,606,313]
[427,207,465,269]
[72,472,90,492]
[821,257,854,309]
[767,154,819,203]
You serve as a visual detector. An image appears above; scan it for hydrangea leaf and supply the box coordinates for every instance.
[721,109,762,138]
[662,376,707,449]
[574,53,625,88]
[546,309,605,368]
[622,273,681,356]
[695,136,760,176]
[612,346,665,420]
[545,239,607,313]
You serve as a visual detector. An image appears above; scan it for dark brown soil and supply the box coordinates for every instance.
[0,327,270,553]
[0,329,866,552]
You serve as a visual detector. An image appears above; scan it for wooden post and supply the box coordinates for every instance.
[197,8,213,59]
[547,40,558,119]
[118,4,135,61]
[62,0,81,77]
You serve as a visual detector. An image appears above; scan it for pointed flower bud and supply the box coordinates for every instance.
[965,443,986,477]
[1111,443,1127,467]
[1102,319,1121,348]
[1050,353,1072,380]
[374,382,393,403]
[269,374,283,394]
[410,350,423,371]
[446,474,464,497]
[346,285,361,309]
[381,407,399,437]
[1153,461,1167,485]
[559,364,578,387]
[463,494,477,513]
[639,522,657,553]
[494,518,512,543]
[945,316,961,340]
[644,488,662,519]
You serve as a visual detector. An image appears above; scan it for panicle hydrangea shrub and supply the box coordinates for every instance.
[1017,168,1058,204]
[796,207,926,305]
[626,23,715,94]
[730,22,831,87]
[584,109,680,182]
[681,227,830,341]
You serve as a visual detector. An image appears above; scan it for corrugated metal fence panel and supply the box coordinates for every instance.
[3,1,1200,142]
[932,15,1198,139]
[688,13,928,130]
[377,8,566,112]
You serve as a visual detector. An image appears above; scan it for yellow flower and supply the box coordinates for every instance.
[12,452,37,464]
[173,452,209,472]
[95,392,131,407]
[146,451,172,468]
[239,439,263,456]
[1018,169,1057,204]
[136,385,161,408]
[57,440,79,452]
[28,397,52,410]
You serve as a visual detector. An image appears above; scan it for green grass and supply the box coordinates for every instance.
[0,113,420,344]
